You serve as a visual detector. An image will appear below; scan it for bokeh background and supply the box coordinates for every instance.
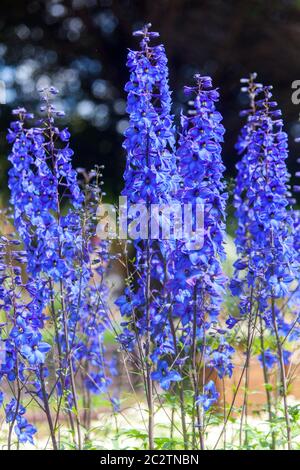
[1,0,300,201]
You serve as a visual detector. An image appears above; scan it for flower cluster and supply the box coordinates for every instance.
[231,75,297,364]
[118,26,234,427]
[2,92,112,448]
[117,24,179,380]
[8,95,83,280]
[171,75,232,379]
[2,23,300,451]
[123,23,178,203]
[0,235,48,445]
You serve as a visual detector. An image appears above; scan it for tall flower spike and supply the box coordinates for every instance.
[117,24,178,448]
[231,77,296,321]
[169,74,231,443]
[288,137,300,330]
[8,91,84,280]
[172,74,229,359]
[118,23,178,355]
[7,93,112,449]
[231,75,297,449]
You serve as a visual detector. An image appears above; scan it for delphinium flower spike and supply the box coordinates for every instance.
[117,23,178,449]
[0,234,50,448]
[232,75,297,449]
[75,167,114,429]
[170,74,230,448]
[7,92,112,449]
[7,94,85,448]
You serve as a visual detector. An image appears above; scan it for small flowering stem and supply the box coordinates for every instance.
[45,99,82,450]
[145,239,154,450]
[213,305,258,449]
[222,378,227,449]
[259,316,276,449]
[39,365,58,450]
[168,311,188,449]
[271,296,292,450]
[239,287,254,448]
[7,257,22,451]
[61,292,82,450]
[192,285,204,450]
[7,384,21,450]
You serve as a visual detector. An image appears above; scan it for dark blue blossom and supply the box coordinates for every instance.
[258,348,292,369]
[116,24,178,379]
[5,92,112,448]
[5,399,26,423]
[196,380,219,412]
[258,349,277,369]
[151,360,182,390]
[15,418,37,445]
[170,74,232,403]
[21,334,51,365]
[232,74,297,372]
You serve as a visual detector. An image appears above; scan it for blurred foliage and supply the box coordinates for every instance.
[0,0,300,201]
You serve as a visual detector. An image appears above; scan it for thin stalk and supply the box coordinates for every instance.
[168,310,188,449]
[239,292,253,448]
[61,291,82,450]
[192,285,204,450]
[46,100,82,449]
[259,316,276,449]
[145,238,154,450]
[39,365,58,450]
[271,297,292,450]
[170,406,175,443]
[222,378,226,450]
[213,304,259,449]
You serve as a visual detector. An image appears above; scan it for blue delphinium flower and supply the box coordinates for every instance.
[117,24,179,383]
[20,334,51,366]
[6,94,112,447]
[196,380,220,412]
[151,360,182,390]
[5,397,36,445]
[15,418,37,445]
[0,236,50,446]
[171,74,232,395]
[5,399,26,423]
[232,77,297,449]
[232,75,296,340]
[8,99,83,280]
[258,349,277,369]
[258,348,292,369]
